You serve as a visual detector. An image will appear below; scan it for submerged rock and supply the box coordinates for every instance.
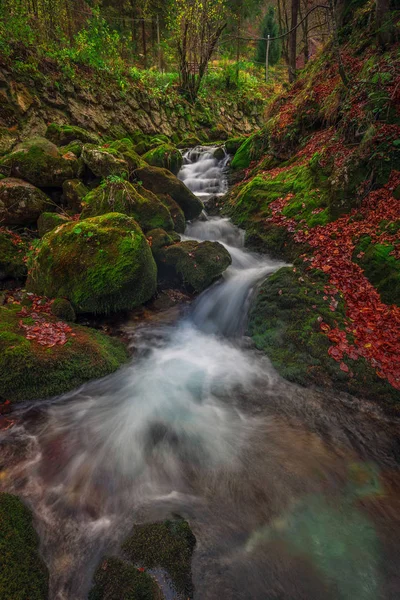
[27,213,157,314]
[0,304,128,402]
[0,493,49,599]
[134,166,203,220]
[81,180,173,232]
[0,178,51,225]
[158,239,231,292]
[143,143,183,175]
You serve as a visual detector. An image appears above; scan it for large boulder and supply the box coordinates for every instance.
[46,123,101,146]
[37,212,70,237]
[27,213,157,314]
[158,193,185,233]
[0,493,49,598]
[108,139,146,172]
[157,240,231,292]
[14,135,59,157]
[142,143,183,175]
[134,166,203,220]
[0,147,82,188]
[62,179,89,213]
[0,228,27,281]
[81,181,173,232]
[81,145,128,178]
[0,178,51,226]
[0,304,128,402]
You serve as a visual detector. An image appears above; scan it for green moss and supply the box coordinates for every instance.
[27,213,157,314]
[60,140,83,157]
[46,123,100,146]
[0,493,49,600]
[248,266,399,404]
[231,131,268,170]
[89,557,159,600]
[354,237,400,306]
[81,181,173,232]
[156,193,185,233]
[0,304,128,402]
[81,145,128,178]
[177,135,202,149]
[225,137,246,155]
[122,518,196,597]
[142,144,183,175]
[62,179,89,213]
[0,229,27,280]
[146,228,179,260]
[0,146,82,188]
[109,140,146,172]
[37,212,70,237]
[158,240,231,292]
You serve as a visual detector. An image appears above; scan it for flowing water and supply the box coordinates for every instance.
[1,146,400,599]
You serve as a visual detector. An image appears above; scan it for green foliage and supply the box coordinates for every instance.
[0,493,49,600]
[0,229,28,280]
[255,6,281,67]
[354,236,400,306]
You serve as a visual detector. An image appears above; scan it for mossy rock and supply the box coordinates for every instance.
[14,136,59,157]
[37,212,70,237]
[133,140,152,156]
[134,166,203,220]
[82,145,128,179]
[207,125,229,141]
[142,144,183,175]
[354,237,400,306]
[146,228,180,260]
[0,147,82,188]
[248,266,400,404]
[157,193,185,233]
[89,557,161,600]
[0,228,27,281]
[158,240,231,292]
[0,304,128,402]
[177,136,202,149]
[60,140,84,158]
[122,518,196,597]
[225,137,246,156]
[46,123,100,146]
[62,179,89,213]
[0,178,52,226]
[81,181,173,233]
[26,213,157,315]
[0,493,49,600]
[230,131,269,170]
[50,298,76,322]
[213,146,226,161]
[109,140,146,172]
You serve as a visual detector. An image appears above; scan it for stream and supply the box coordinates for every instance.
[1,146,400,599]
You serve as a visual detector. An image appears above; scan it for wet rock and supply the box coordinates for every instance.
[81,145,128,178]
[27,213,157,314]
[142,143,183,175]
[45,122,101,146]
[50,297,76,322]
[62,179,88,213]
[146,228,180,260]
[134,166,203,220]
[0,178,52,225]
[158,239,231,293]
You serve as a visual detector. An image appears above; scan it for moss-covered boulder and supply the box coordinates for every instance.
[37,212,70,237]
[177,135,202,149]
[50,297,76,322]
[60,140,84,158]
[0,228,27,281]
[248,266,399,404]
[0,493,49,600]
[82,145,128,178]
[27,213,157,314]
[62,179,89,213]
[0,304,128,402]
[122,519,196,598]
[0,147,82,188]
[0,178,51,226]
[134,166,203,220]
[14,136,59,157]
[46,123,101,146]
[213,146,226,161]
[230,131,268,170]
[157,193,185,233]
[146,228,180,260]
[89,557,161,600]
[142,144,183,175]
[81,181,173,233]
[108,139,146,172]
[158,240,231,292]
[208,125,229,141]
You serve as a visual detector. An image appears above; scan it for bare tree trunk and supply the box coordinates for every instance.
[334,0,347,27]
[141,18,147,67]
[376,0,393,47]
[277,0,290,65]
[289,0,300,82]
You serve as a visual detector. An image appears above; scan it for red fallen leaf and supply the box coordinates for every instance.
[340,362,349,373]
[328,346,343,361]
[138,567,145,572]
[320,322,331,332]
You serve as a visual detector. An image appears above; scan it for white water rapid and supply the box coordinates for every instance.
[1,146,400,600]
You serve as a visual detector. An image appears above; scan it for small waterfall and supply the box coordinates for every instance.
[178,145,229,200]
